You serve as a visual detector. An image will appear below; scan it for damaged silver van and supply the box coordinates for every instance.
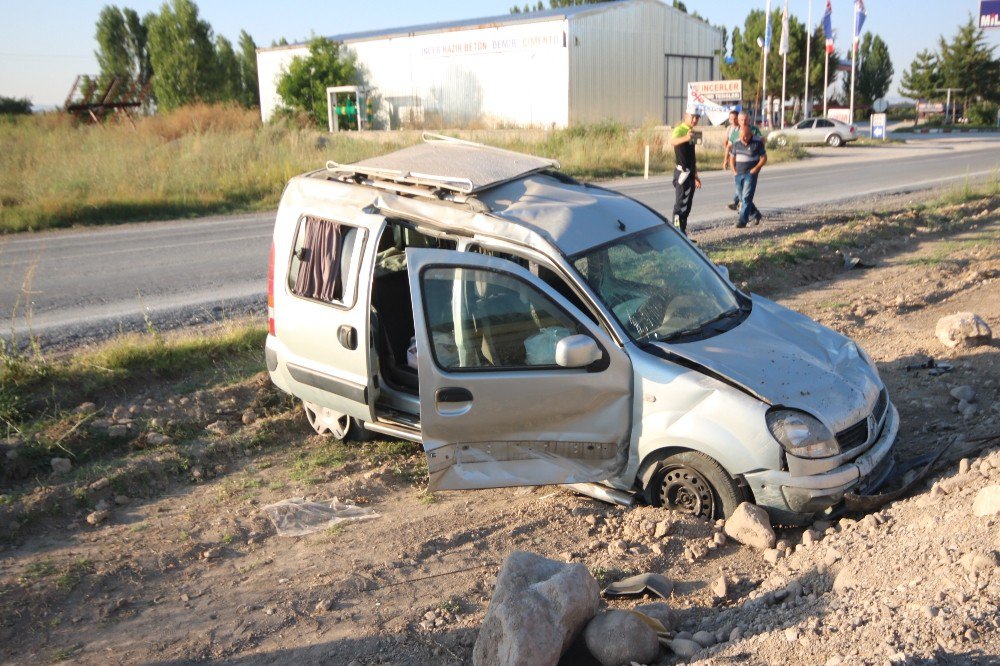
[265,134,899,525]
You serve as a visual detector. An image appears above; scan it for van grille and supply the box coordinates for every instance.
[836,389,888,452]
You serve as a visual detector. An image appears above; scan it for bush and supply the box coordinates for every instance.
[966,101,999,126]
[0,96,32,116]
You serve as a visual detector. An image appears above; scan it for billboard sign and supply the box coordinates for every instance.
[917,101,945,114]
[871,113,887,139]
[687,80,743,125]
[828,108,852,124]
[980,1,1000,28]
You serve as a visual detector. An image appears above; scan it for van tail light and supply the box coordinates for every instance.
[267,241,276,336]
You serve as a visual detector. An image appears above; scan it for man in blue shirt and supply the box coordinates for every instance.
[730,124,768,228]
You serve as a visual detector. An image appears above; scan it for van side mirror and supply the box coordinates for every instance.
[555,334,602,368]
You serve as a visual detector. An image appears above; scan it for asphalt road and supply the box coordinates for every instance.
[2,136,999,347]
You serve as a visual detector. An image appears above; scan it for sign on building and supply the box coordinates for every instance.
[980,1,1000,28]
[871,113,887,140]
[687,80,742,125]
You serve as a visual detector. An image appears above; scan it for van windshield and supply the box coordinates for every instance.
[572,226,744,344]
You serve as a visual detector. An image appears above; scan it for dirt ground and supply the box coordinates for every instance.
[1,194,998,665]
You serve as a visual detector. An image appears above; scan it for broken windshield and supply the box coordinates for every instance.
[572,226,744,344]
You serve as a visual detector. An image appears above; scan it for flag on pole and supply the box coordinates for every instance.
[778,1,790,56]
[823,0,834,54]
[764,0,773,53]
[854,0,867,52]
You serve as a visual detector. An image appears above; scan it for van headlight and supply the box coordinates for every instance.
[766,409,840,459]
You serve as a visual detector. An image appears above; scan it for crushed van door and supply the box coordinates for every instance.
[406,248,634,490]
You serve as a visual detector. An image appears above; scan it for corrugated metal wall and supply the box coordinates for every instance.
[568,0,721,126]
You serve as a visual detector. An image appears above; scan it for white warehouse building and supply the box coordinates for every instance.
[256,0,722,128]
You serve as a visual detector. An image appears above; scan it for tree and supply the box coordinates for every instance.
[95,6,151,86]
[146,0,219,110]
[842,33,893,109]
[938,18,1000,104]
[898,48,941,102]
[275,37,358,127]
[723,9,824,119]
[214,36,240,102]
[236,30,260,108]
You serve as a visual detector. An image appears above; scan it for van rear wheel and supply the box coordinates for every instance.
[649,451,744,521]
[302,401,373,442]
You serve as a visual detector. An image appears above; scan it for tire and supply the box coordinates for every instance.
[646,451,745,521]
[775,135,788,147]
[302,401,371,442]
[826,134,843,147]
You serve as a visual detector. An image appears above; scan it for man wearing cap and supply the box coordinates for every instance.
[669,110,702,236]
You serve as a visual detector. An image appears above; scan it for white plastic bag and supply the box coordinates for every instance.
[262,497,379,537]
[406,336,419,369]
[524,326,571,365]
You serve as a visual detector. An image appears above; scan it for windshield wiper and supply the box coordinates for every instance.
[655,307,742,343]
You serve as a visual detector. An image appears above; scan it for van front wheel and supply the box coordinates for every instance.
[649,451,744,521]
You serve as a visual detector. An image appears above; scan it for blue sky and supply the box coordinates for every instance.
[1,1,997,106]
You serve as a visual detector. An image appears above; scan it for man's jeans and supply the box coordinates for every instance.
[735,172,760,225]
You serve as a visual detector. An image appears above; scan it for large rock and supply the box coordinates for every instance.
[583,610,660,666]
[935,313,992,348]
[473,551,600,666]
[973,486,1000,516]
[723,502,776,550]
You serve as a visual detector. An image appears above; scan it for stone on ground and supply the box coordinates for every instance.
[973,486,1000,516]
[723,502,776,550]
[473,551,600,666]
[583,610,659,666]
[935,312,992,348]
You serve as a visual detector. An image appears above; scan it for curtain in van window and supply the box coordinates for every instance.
[292,216,343,302]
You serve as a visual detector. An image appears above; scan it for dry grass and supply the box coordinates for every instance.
[0,107,806,233]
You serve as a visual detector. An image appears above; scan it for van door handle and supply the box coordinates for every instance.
[436,387,473,403]
[338,325,357,350]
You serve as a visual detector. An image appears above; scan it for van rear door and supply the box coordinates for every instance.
[406,248,633,490]
[275,208,384,422]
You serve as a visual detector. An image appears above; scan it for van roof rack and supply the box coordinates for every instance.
[326,132,559,195]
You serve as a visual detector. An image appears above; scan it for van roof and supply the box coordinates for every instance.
[320,135,664,257]
[328,133,558,194]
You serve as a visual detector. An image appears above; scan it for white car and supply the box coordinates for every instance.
[264,134,898,525]
[769,117,858,147]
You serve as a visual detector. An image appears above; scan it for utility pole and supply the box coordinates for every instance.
[935,88,963,124]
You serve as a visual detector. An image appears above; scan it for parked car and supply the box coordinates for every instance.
[265,134,898,525]
[768,117,858,147]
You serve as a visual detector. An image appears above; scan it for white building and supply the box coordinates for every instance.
[256,0,722,128]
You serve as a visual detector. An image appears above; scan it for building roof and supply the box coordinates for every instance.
[259,1,659,52]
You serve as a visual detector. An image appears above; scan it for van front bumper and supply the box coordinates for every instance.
[744,403,900,525]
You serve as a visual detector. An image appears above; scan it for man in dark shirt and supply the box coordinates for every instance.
[730,124,768,228]
[669,111,701,235]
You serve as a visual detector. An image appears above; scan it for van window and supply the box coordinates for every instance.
[288,216,363,307]
[420,266,583,371]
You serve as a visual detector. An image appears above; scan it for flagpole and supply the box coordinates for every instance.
[804,0,812,119]
[823,50,829,116]
[762,0,772,128]
[849,0,857,124]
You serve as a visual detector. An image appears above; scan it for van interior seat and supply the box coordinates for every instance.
[371,270,418,391]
